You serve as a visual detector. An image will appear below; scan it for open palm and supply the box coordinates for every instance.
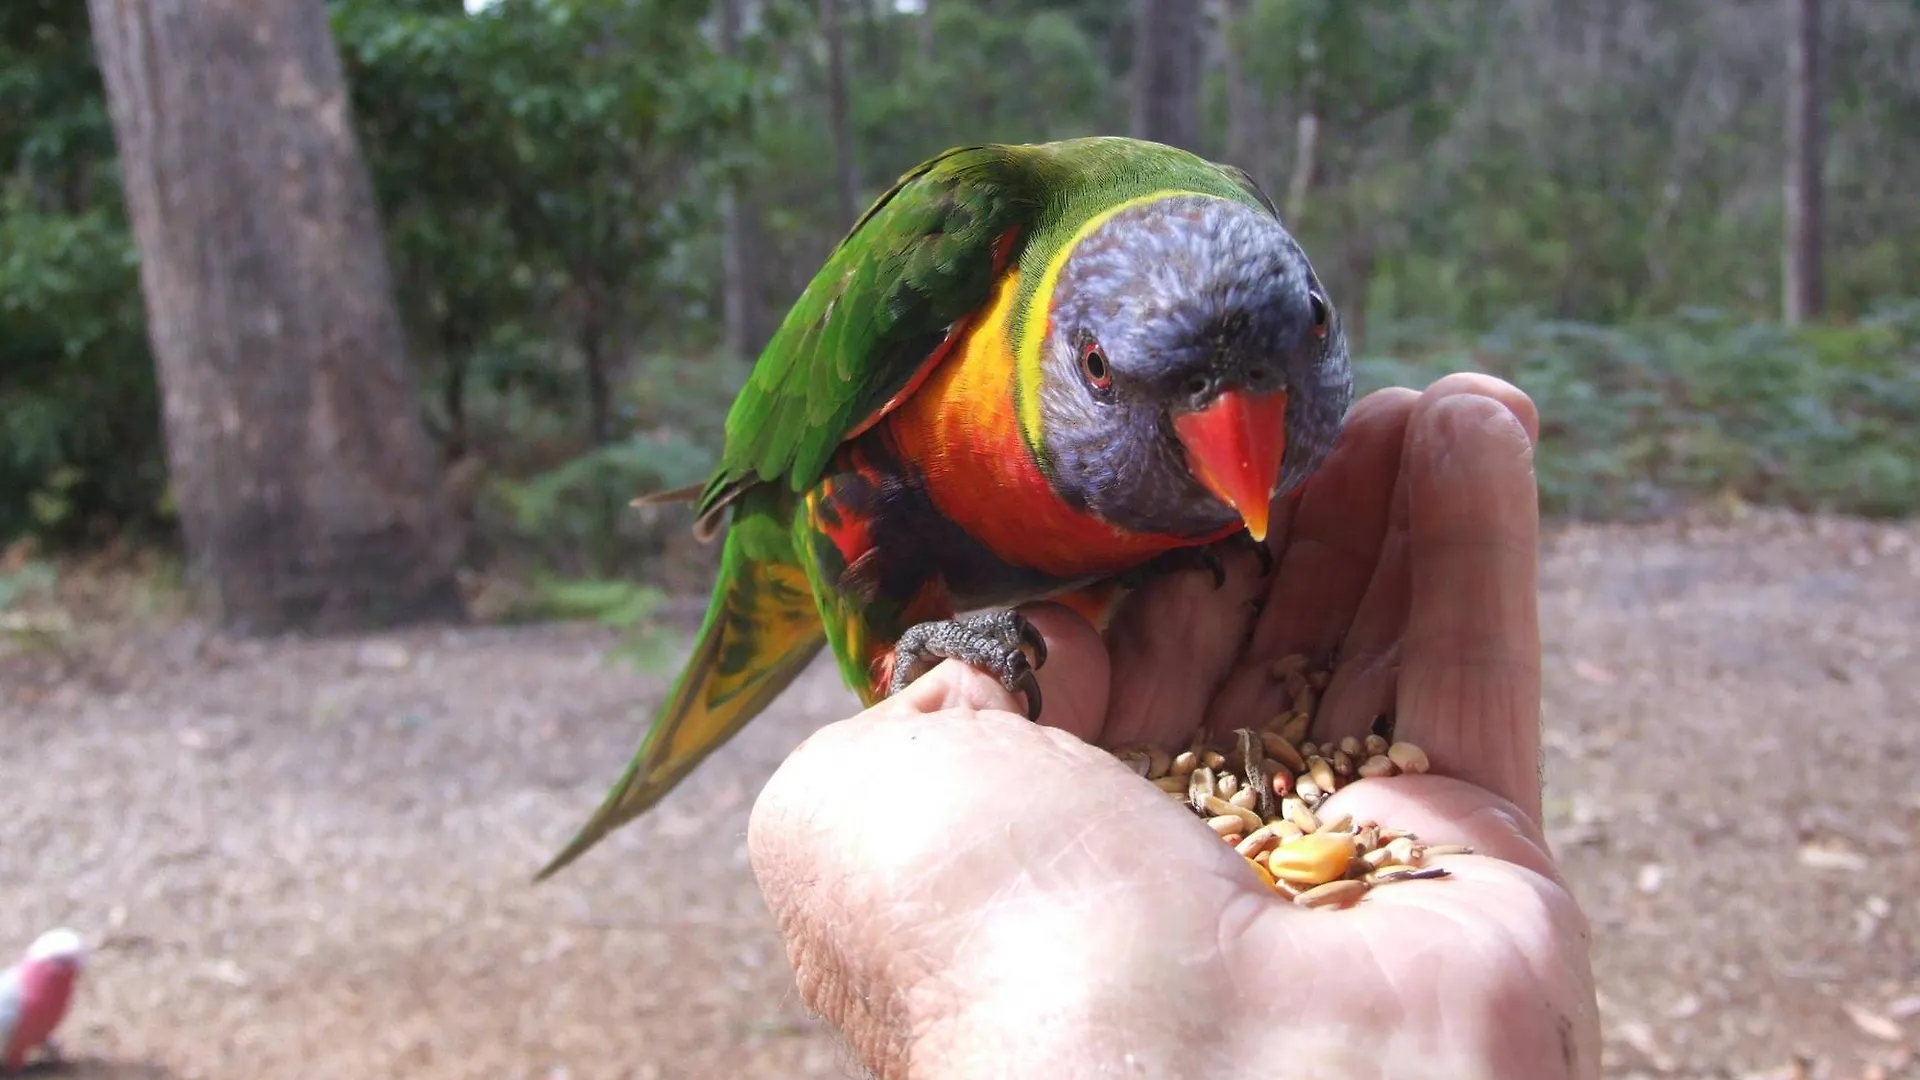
[748,374,1600,1080]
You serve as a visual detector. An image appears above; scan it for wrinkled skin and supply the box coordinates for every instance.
[747,375,1601,1080]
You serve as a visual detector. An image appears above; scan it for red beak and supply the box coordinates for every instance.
[1171,389,1289,543]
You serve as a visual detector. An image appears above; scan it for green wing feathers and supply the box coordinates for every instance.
[534,506,825,881]
[695,144,1058,521]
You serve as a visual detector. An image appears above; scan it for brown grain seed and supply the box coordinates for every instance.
[1273,821,1305,843]
[1281,796,1320,834]
[1171,750,1199,777]
[1284,670,1310,703]
[1208,815,1243,838]
[1332,749,1355,777]
[1357,754,1397,779]
[1273,653,1310,676]
[1294,685,1318,718]
[1260,731,1307,773]
[1236,823,1285,857]
[1364,734,1390,758]
[1339,736,1363,759]
[1270,771,1293,797]
[1299,741,1318,758]
[1188,765,1215,814]
[1308,755,1338,795]
[1229,786,1259,812]
[1295,878,1368,909]
[1267,831,1357,886]
[1117,751,1151,777]
[1216,772,1241,798]
[1144,744,1171,779]
[1361,847,1395,870]
[1295,775,1323,802]
[1153,775,1187,793]
[1318,813,1354,836]
[1203,795,1263,834]
[1370,866,1450,885]
[1387,741,1431,774]
[1202,750,1227,770]
[1355,825,1380,852]
[1385,836,1418,865]
[1279,712,1312,747]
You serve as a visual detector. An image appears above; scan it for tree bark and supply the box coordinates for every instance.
[1130,0,1203,152]
[821,0,860,227]
[86,0,464,634]
[718,0,770,359]
[1221,0,1264,180]
[1285,112,1319,225]
[1783,0,1824,324]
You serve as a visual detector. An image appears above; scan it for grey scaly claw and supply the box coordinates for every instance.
[888,609,1047,720]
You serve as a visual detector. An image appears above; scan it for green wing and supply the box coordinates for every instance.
[693,144,1062,527]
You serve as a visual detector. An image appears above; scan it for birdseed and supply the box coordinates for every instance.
[1105,654,1471,910]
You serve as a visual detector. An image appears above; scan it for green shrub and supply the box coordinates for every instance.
[0,199,167,542]
[1355,306,1920,519]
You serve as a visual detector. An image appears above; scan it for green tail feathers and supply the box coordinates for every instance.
[534,520,825,881]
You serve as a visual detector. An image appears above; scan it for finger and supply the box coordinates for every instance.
[893,602,1110,744]
[1203,388,1419,733]
[747,703,1267,1074]
[1312,376,1540,744]
[1099,545,1267,749]
[1394,390,1544,822]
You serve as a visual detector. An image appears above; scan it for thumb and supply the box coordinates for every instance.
[745,612,1257,1075]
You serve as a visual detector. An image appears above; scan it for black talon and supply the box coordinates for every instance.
[1251,538,1276,577]
[887,609,1050,721]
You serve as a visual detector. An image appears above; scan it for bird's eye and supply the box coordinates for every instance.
[1308,291,1331,339]
[1079,340,1112,391]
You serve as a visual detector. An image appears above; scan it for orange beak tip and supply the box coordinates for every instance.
[1172,388,1289,541]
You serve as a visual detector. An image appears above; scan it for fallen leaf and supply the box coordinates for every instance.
[1798,841,1870,872]
[1572,658,1618,684]
[1843,1000,1905,1042]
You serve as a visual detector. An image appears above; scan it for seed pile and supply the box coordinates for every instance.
[1109,654,1471,910]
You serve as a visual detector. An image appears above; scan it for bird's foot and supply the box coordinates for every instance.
[1115,532,1276,591]
[888,610,1048,720]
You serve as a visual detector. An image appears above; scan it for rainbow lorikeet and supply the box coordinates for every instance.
[537,136,1353,879]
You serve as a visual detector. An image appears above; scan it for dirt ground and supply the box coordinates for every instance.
[2,509,1917,1080]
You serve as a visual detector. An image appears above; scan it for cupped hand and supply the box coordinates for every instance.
[748,375,1600,1080]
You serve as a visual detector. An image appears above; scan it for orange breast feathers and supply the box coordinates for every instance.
[884,269,1215,580]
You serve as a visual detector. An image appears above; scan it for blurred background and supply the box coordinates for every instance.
[1,1,1917,1078]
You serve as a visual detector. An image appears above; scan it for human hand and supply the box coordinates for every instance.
[748,375,1600,1080]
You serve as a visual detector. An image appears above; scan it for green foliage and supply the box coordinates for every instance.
[1357,307,1920,519]
[0,196,165,542]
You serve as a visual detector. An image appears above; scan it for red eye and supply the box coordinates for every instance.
[1080,340,1112,391]
[1309,291,1331,339]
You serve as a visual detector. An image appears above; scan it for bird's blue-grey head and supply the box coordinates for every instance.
[1034,193,1354,541]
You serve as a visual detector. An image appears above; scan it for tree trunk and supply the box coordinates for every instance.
[718,0,770,359]
[1783,0,1824,324]
[1221,0,1264,180]
[821,0,860,227]
[1130,0,1202,153]
[1285,112,1319,225]
[86,0,464,635]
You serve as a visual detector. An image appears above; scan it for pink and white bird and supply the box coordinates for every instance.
[0,928,85,1073]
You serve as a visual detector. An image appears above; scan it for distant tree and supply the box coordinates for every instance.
[1220,0,1265,181]
[822,0,860,226]
[1784,0,1825,324]
[1130,0,1202,152]
[719,0,772,359]
[85,0,464,633]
